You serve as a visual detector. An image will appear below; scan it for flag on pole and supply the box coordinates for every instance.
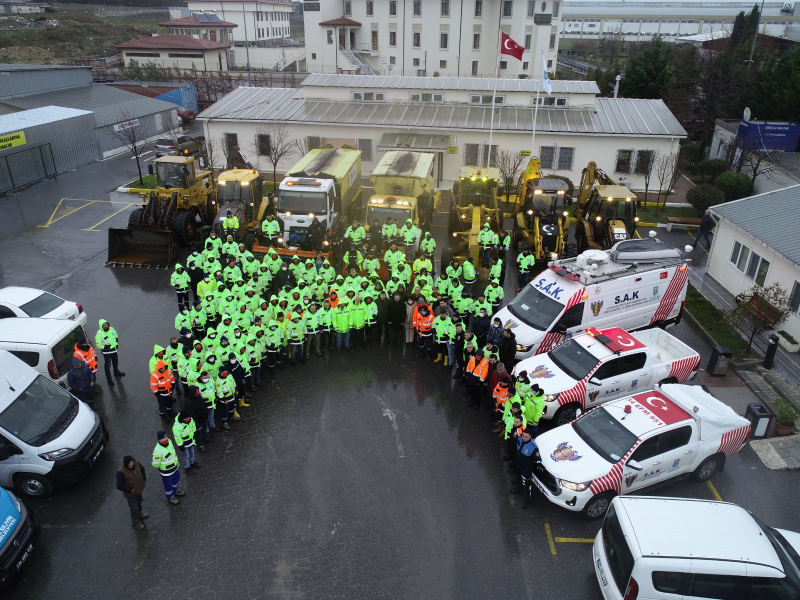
[542,55,552,95]
[500,32,524,61]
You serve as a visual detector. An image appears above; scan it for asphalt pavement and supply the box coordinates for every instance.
[0,163,797,599]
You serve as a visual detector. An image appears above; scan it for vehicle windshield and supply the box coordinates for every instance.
[753,516,800,594]
[0,375,78,446]
[573,407,638,463]
[218,181,251,203]
[366,206,412,228]
[602,503,635,596]
[156,162,188,188]
[549,340,599,380]
[457,179,496,208]
[53,325,85,377]
[19,292,64,317]
[506,285,565,331]
[278,190,327,214]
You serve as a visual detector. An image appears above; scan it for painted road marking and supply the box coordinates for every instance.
[544,522,557,556]
[83,203,136,231]
[555,537,595,543]
[687,231,709,255]
[706,480,722,501]
[134,536,156,570]
[41,523,91,529]
[39,198,136,228]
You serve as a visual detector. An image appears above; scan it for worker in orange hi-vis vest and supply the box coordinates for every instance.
[465,349,489,410]
[414,304,434,360]
[150,360,174,421]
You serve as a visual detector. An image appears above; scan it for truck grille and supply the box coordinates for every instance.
[533,464,561,496]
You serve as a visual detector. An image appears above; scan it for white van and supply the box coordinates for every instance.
[0,351,108,498]
[594,496,800,600]
[495,237,691,359]
[0,318,88,388]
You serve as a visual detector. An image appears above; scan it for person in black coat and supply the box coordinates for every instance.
[472,307,491,348]
[221,353,249,400]
[308,217,326,251]
[68,356,96,406]
[375,291,391,345]
[273,262,296,293]
[452,322,466,380]
[386,292,407,345]
[499,327,517,369]
[184,384,209,452]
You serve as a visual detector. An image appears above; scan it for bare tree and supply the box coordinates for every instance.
[196,136,224,185]
[728,283,792,352]
[495,149,528,208]
[293,136,312,158]
[653,152,680,212]
[253,123,296,188]
[731,136,796,191]
[636,149,658,206]
[110,109,148,185]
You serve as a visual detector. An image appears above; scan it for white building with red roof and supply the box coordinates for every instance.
[116,35,230,72]
[160,13,237,44]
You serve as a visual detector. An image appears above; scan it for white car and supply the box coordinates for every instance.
[531,384,751,519]
[0,287,86,326]
[594,496,800,600]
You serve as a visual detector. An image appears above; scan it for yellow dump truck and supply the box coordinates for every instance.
[365,151,436,231]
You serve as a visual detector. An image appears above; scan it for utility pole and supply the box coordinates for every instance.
[242,0,252,85]
[747,0,765,69]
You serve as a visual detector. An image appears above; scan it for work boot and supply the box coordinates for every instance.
[492,425,504,434]
[133,522,145,530]
[238,398,250,408]
[443,356,449,367]
[223,422,231,430]
[115,371,126,376]
[140,513,150,519]
[169,497,180,505]
[191,462,201,469]
[174,490,185,497]
[434,353,443,363]
[233,408,241,420]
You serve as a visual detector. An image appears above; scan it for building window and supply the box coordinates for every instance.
[547,59,553,68]
[482,144,498,167]
[124,52,160,57]
[352,91,385,101]
[471,94,504,104]
[366,1,373,16]
[413,32,421,47]
[441,0,450,16]
[528,1,534,17]
[411,92,444,102]
[439,60,447,68]
[413,57,420,66]
[730,241,750,272]
[730,242,769,284]
[389,56,396,64]
[225,133,239,155]
[473,33,480,49]
[345,1,351,16]
[311,53,317,59]
[747,252,770,285]
[503,1,513,16]
[634,150,654,174]
[440,33,449,49]
[550,33,556,49]
[358,139,373,162]
[414,0,421,16]
[390,31,397,46]
[475,0,482,16]
[540,146,555,169]
[499,60,508,69]
[389,1,397,16]
[167,52,205,58]
[327,30,333,44]
[557,147,575,170]
[525,34,531,49]
[615,150,633,173]
[256,134,271,156]
[553,1,559,16]
[465,143,480,166]
[472,60,479,76]
[790,281,800,314]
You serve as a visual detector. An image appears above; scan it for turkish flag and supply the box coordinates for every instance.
[500,32,524,61]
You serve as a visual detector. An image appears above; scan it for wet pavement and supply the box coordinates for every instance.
[0,163,798,599]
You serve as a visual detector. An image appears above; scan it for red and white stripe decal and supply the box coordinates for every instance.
[589,438,643,496]
[649,266,688,325]
[669,355,701,382]
[717,425,751,457]
[535,286,586,355]
[558,362,602,408]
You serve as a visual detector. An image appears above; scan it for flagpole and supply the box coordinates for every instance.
[531,86,540,159]
[487,26,503,171]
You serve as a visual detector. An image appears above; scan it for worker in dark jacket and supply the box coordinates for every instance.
[472,307,491,348]
[386,292,407,345]
[68,356,95,406]
[499,326,517,368]
[375,291,391,345]
[693,210,716,250]
[273,262,296,292]
[116,455,149,529]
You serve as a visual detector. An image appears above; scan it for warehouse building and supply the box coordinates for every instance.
[0,64,178,159]
[199,73,686,190]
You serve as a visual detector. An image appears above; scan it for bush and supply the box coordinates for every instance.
[693,159,729,183]
[773,398,799,426]
[715,171,752,201]
[686,184,725,213]
[779,330,798,344]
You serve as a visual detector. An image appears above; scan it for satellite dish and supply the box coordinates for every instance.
[743,107,751,121]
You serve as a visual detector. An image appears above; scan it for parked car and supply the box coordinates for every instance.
[154,135,200,157]
[177,106,196,124]
[0,487,39,588]
[0,287,86,327]
[594,496,800,600]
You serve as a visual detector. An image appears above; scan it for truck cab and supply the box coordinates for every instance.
[276,177,336,246]
[364,195,418,232]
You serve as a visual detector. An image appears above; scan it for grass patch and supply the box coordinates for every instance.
[685,283,758,361]
[124,174,157,189]
[636,203,699,223]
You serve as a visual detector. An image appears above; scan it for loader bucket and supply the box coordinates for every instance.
[107,228,179,267]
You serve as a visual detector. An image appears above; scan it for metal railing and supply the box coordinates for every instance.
[338,45,379,75]
[0,144,57,196]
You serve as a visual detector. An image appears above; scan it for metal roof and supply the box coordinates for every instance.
[0,64,89,72]
[0,106,94,135]
[712,184,800,267]
[0,84,177,128]
[302,73,601,95]
[378,133,449,152]
[198,86,686,137]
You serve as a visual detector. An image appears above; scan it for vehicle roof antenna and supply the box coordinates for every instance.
[6,379,15,392]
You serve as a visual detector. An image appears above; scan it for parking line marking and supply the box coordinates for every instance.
[41,523,91,529]
[544,522,557,556]
[39,198,94,227]
[135,536,156,570]
[555,537,595,543]
[687,231,709,255]
[82,203,135,231]
[706,480,722,501]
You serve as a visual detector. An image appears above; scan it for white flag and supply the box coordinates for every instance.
[542,56,552,96]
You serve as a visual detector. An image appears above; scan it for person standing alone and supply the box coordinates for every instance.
[116,456,149,529]
[95,319,125,386]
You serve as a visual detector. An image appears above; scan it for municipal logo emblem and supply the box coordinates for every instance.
[588,390,599,403]
[625,473,638,488]
[530,365,556,379]
[591,300,603,316]
[653,286,659,296]
[504,319,518,329]
[551,441,582,462]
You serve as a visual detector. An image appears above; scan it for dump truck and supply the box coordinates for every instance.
[275,146,362,248]
[573,161,638,252]
[365,151,436,233]
[213,167,268,248]
[107,155,213,267]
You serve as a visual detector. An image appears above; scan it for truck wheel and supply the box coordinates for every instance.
[441,247,454,272]
[448,208,459,235]
[582,492,614,520]
[172,211,196,246]
[554,404,580,426]
[15,473,53,499]
[691,454,722,482]
[128,207,144,227]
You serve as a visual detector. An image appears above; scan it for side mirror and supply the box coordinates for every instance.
[147,164,154,175]
[626,459,643,472]
[553,322,567,334]
[588,377,601,386]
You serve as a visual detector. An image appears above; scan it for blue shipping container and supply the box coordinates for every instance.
[736,120,800,152]
[154,84,198,114]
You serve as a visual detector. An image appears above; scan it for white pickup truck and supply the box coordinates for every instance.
[514,327,700,426]
[531,384,752,519]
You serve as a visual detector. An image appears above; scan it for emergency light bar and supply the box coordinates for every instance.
[585,327,626,354]
[548,265,580,281]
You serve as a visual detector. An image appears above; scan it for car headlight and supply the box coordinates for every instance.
[516,344,532,352]
[546,393,560,402]
[7,491,21,513]
[559,479,592,492]
[39,448,74,461]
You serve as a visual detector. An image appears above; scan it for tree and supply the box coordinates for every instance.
[728,283,792,351]
[252,123,295,188]
[196,136,223,185]
[619,36,674,99]
[110,109,148,185]
[121,60,165,82]
[653,152,680,211]
[715,171,752,201]
[686,184,725,214]
[496,149,527,208]
[693,159,729,184]
[636,149,657,204]
[585,65,622,97]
